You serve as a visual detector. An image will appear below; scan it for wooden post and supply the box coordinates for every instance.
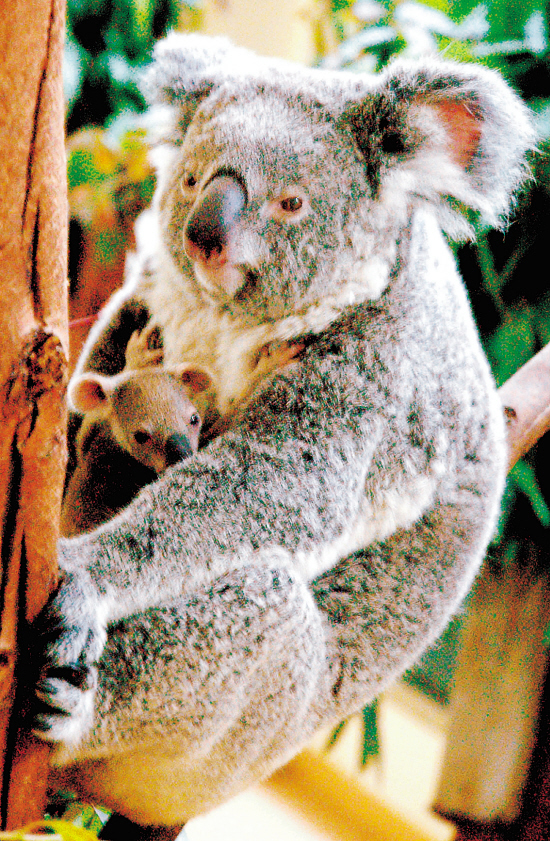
[433,349,550,836]
[0,0,68,828]
[434,565,550,825]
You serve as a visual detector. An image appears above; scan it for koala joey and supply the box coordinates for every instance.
[62,323,298,538]
[34,34,534,832]
[61,325,212,537]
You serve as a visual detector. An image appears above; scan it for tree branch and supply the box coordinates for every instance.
[499,342,550,471]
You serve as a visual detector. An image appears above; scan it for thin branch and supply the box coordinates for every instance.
[499,342,550,470]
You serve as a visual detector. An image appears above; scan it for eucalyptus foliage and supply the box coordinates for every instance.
[64,0,201,133]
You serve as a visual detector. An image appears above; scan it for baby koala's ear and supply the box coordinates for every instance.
[173,365,213,396]
[68,373,116,413]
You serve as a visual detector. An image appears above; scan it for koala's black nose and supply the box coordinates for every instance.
[184,175,246,264]
[165,433,194,465]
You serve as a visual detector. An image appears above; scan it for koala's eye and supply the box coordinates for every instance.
[382,132,407,154]
[134,430,152,446]
[280,196,303,212]
[189,413,201,427]
[265,189,309,223]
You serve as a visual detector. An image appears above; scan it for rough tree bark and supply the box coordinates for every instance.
[0,0,68,828]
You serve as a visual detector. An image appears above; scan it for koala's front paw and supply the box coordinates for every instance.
[125,324,164,370]
[32,570,106,745]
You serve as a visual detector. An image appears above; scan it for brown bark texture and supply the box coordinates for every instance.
[0,0,68,828]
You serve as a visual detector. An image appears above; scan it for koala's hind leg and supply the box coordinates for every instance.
[99,814,185,841]
[46,567,324,827]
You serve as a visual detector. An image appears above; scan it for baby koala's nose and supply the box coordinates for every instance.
[164,432,194,466]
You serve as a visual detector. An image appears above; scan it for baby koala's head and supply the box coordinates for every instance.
[70,365,212,474]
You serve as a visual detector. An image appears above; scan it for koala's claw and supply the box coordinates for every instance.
[41,663,96,690]
[125,324,164,370]
[33,673,97,743]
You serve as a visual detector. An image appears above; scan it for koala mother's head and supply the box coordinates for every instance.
[146,33,533,323]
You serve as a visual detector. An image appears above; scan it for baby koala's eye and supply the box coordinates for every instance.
[134,430,152,446]
[189,413,201,427]
[280,196,303,212]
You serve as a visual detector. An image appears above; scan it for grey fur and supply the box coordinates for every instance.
[34,34,534,827]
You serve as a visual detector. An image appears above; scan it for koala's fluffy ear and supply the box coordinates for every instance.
[143,33,252,136]
[342,60,536,235]
[69,373,115,413]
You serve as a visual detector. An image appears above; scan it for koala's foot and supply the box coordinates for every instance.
[32,570,106,745]
[125,323,164,370]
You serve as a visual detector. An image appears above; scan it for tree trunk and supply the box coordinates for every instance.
[0,0,68,828]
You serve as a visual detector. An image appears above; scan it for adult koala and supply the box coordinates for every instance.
[35,33,533,836]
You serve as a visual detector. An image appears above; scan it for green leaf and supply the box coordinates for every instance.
[360,700,379,765]
[486,0,542,42]
[487,308,535,386]
[534,297,550,347]
[326,702,380,766]
[58,803,105,835]
[9,821,101,840]
[476,236,502,300]
[95,225,125,268]
[130,0,155,42]
[502,539,520,568]
[492,476,517,545]
[394,2,457,38]
[509,460,550,526]
[326,718,348,748]
[67,148,105,191]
